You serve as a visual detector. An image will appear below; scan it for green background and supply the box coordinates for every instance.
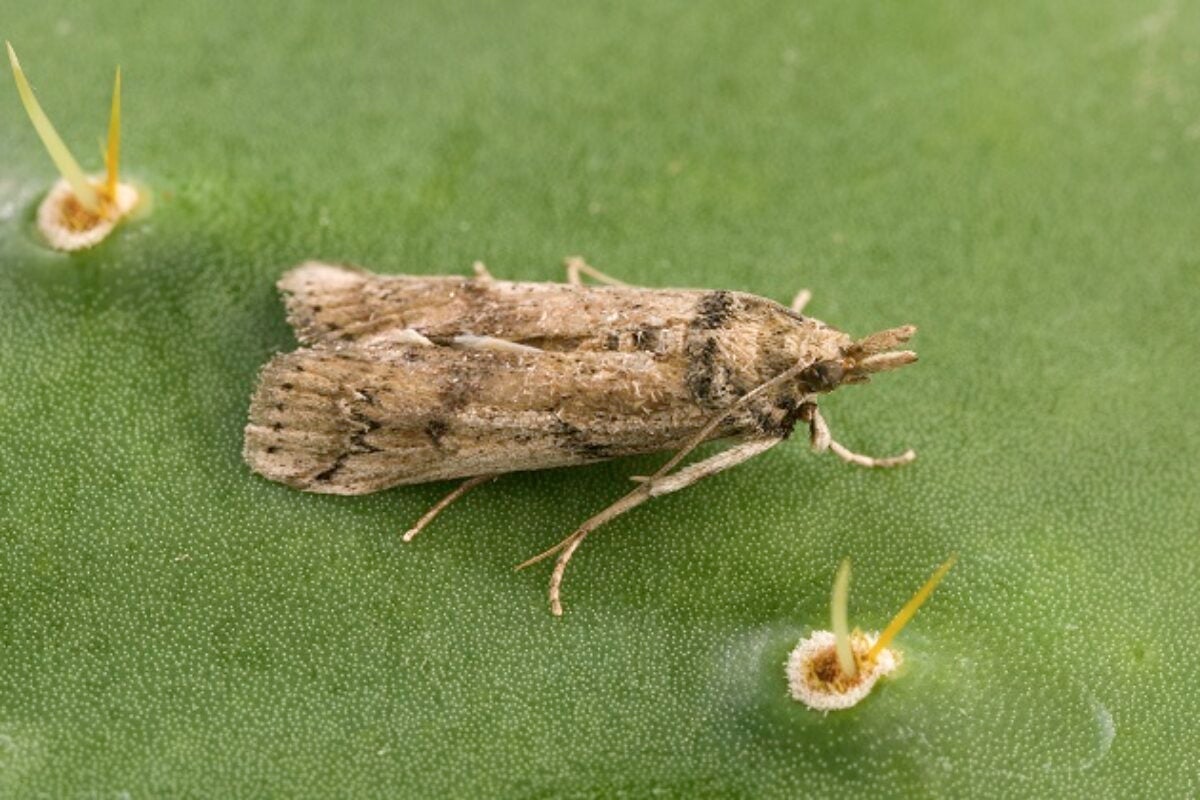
[2,1,1197,797]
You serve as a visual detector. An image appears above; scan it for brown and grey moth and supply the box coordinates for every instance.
[244,258,918,615]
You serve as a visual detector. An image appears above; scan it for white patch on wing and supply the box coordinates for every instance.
[450,335,542,354]
[373,328,435,347]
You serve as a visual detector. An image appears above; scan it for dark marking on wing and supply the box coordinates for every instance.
[686,337,720,405]
[317,405,383,483]
[551,418,615,460]
[693,291,734,330]
[314,455,347,483]
[348,431,382,455]
[425,418,449,449]
[753,394,807,439]
[633,328,661,352]
[438,360,486,411]
[514,334,587,352]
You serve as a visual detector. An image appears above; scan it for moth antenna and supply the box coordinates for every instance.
[866,554,957,663]
[515,533,573,570]
[105,65,120,203]
[831,558,856,678]
[6,41,102,214]
[565,256,629,287]
[402,475,497,542]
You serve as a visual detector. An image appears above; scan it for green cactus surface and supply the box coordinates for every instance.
[2,2,1197,797]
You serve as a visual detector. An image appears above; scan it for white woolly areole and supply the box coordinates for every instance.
[37,177,139,252]
[786,630,900,711]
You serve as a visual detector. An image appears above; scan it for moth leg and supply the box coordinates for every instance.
[828,440,915,468]
[472,260,495,281]
[518,436,781,615]
[790,289,813,314]
[565,256,629,287]
[808,406,915,468]
[402,474,498,542]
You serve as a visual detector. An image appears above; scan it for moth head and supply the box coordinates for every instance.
[789,324,916,396]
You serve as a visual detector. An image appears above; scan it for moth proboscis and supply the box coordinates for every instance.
[243,257,918,615]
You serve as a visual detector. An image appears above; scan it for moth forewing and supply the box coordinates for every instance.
[244,260,918,614]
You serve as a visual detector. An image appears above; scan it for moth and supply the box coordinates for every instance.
[244,258,918,614]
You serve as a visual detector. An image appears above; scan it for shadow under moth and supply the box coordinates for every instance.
[244,258,918,615]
